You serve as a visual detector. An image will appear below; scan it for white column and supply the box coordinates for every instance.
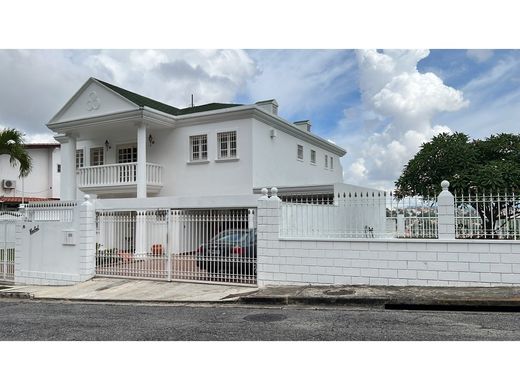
[56,134,77,201]
[437,180,456,240]
[137,123,147,199]
[135,210,147,257]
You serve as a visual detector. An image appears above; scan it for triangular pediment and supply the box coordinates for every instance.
[48,78,139,125]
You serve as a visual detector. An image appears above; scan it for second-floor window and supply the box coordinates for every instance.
[90,147,104,166]
[330,156,334,170]
[190,135,208,161]
[217,131,237,159]
[297,145,303,160]
[76,149,84,169]
[310,149,316,164]
[325,154,328,168]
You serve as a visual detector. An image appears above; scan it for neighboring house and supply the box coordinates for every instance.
[0,143,60,210]
[46,77,346,201]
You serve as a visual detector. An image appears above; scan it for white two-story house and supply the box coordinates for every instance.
[46,77,346,201]
[0,143,60,210]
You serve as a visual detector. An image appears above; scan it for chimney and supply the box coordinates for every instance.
[255,99,279,116]
[294,120,312,132]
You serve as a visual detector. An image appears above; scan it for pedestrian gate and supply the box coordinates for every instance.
[0,220,16,283]
[95,208,257,285]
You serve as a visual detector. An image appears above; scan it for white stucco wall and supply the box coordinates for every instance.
[251,119,344,189]
[152,118,254,197]
[0,147,59,200]
[14,201,96,285]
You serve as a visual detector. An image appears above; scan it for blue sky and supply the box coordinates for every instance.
[0,49,519,189]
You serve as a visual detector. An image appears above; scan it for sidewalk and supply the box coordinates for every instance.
[0,278,258,303]
[3,279,520,309]
[239,285,520,309]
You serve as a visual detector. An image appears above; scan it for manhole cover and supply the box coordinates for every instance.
[323,289,354,296]
[243,313,287,323]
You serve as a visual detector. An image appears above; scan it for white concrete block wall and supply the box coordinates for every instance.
[257,191,520,287]
[14,199,96,286]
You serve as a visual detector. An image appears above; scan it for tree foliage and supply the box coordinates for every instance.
[396,132,520,238]
[0,128,33,177]
[395,132,520,196]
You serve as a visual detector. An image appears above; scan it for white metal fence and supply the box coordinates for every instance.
[455,189,520,240]
[0,220,17,283]
[24,201,77,222]
[95,208,257,285]
[280,190,438,239]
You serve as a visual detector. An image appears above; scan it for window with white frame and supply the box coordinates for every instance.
[76,149,84,169]
[330,156,334,170]
[90,147,104,166]
[190,134,208,161]
[325,154,328,168]
[217,131,237,159]
[297,144,303,160]
[310,149,316,164]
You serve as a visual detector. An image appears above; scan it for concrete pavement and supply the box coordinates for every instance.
[0,278,258,303]
[239,285,520,309]
[4,278,520,309]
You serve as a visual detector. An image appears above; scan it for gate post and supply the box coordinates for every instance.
[257,187,282,287]
[79,195,96,280]
[167,210,172,281]
[437,180,456,240]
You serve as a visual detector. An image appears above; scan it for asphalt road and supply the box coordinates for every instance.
[1,299,520,340]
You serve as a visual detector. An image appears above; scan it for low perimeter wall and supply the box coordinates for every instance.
[257,196,520,287]
[15,200,96,286]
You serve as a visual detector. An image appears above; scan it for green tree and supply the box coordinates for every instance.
[0,128,32,177]
[396,132,520,238]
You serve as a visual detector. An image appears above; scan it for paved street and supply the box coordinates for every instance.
[2,300,520,340]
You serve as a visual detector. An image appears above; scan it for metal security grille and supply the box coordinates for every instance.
[217,131,237,159]
[95,208,257,285]
[454,189,520,240]
[0,220,17,283]
[190,135,208,161]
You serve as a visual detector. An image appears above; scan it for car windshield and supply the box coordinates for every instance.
[212,230,250,244]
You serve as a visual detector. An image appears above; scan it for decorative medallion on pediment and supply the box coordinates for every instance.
[86,91,101,111]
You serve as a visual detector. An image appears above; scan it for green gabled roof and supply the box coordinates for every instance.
[176,103,242,115]
[94,78,242,116]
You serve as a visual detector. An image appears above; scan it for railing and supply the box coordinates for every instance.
[25,201,77,222]
[280,190,439,239]
[77,162,163,188]
[146,163,163,186]
[455,189,520,240]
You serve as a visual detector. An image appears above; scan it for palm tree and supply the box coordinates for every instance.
[0,128,32,177]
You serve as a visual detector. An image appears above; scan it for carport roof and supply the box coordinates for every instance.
[94,78,242,116]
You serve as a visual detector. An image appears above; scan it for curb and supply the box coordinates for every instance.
[239,295,520,310]
[0,291,34,299]
[239,295,388,307]
[0,295,242,305]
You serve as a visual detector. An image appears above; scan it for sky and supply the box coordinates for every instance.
[0,49,519,190]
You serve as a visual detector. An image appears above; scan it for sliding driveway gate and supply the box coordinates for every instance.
[95,208,257,285]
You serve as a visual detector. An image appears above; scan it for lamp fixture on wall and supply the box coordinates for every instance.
[148,134,155,146]
[105,140,111,150]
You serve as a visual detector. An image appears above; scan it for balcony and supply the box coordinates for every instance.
[77,162,163,196]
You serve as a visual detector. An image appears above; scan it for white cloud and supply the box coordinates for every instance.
[339,49,468,189]
[25,133,58,144]
[0,49,256,137]
[246,50,357,119]
[466,49,494,63]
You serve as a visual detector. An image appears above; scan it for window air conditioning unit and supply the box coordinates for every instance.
[2,179,16,189]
